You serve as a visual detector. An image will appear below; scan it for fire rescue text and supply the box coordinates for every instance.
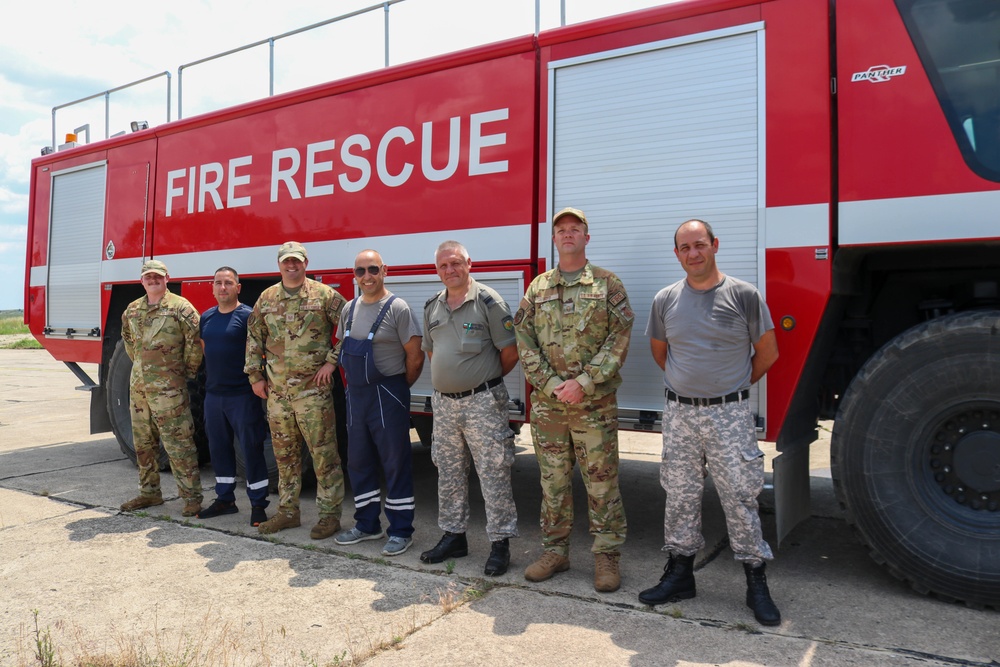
[164,108,509,216]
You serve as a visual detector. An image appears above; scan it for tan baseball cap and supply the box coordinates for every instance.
[552,207,588,227]
[140,259,168,277]
[277,241,307,262]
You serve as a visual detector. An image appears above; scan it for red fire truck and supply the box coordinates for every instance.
[23,0,1000,606]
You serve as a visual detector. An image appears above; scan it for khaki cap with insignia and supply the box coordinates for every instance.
[140,259,168,277]
[278,241,308,262]
[552,207,588,228]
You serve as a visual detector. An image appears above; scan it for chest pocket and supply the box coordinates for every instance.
[575,290,607,333]
[461,323,487,354]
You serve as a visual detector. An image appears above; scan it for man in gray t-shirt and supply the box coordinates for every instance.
[419,240,519,576]
[333,249,424,557]
[638,219,782,628]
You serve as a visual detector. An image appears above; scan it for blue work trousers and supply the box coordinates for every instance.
[345,374,415,538]
[204,391,270,507]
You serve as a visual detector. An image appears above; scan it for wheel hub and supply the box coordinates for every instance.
[929,408,1000,511]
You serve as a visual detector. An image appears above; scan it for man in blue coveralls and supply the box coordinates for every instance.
[197,267,271,526]
[334,249,424,556]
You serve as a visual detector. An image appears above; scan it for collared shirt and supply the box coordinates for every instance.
[423,278,515,394]
[514,262,633,401]
[245,278,346,399]
[121,290,202,394]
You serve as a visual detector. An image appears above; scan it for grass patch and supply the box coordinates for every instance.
[16,608,368,666]
[0,337,42,349]
[0,315,28,335]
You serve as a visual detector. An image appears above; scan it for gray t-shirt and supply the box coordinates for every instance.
[646,275,773,397]
[337,294,422,377]
[422,279,516,394]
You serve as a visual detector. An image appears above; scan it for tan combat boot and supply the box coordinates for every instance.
[310,515,341,540]
[120,494,164,512]
[182,500,203,517]
[258,509,301,535]
[524,551,570,582]
[594,552,621,593]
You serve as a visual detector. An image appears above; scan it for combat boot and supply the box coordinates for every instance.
[524,551,570,582]
[258,508,301,535]
[484,538,510,576]
[638,553,696,605]
[310,515,341,540]
[181,500,203,517]
[120,493,164,512]
[744,562,781,626]
[420,531,468,563]
[594,552,621,593]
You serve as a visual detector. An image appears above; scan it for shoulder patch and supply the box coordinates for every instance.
[502,315,514,331]
[513,308,525,326]
[609,290,627,307]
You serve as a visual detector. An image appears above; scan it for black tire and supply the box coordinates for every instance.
[831,310,1000,608]
[188,366,211,465]
[106,340,170,471]
[412,414,433,448]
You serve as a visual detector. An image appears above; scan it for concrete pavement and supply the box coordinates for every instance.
[1,349,996,666]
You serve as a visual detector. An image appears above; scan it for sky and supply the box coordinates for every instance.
[0,0,674,311]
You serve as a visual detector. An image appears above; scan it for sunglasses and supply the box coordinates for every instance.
[354,265,383,277]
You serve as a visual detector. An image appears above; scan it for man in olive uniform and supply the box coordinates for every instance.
[420,240,519,576]
[246,241,348,539]
[119,259,204,517]
[514,207,633,593]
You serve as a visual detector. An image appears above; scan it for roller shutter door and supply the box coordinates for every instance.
[549,26,764,422]
[47,162,107,336]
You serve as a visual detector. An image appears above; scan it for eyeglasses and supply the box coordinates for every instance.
[354,265,383,277]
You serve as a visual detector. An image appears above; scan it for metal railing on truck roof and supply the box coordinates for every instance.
[46,0,582,152]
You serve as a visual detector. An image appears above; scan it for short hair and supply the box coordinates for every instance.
[434,240,470,264]
[673,219,715,249]
[214,266,240,282]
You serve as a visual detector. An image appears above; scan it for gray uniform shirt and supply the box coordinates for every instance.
[337,294,422,377]
[646,275,773,397]
[423,279,515,394]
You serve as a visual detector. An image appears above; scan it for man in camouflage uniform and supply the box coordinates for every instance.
[119,259,204,516]
[245,241,347,539]
[420,240,519,576]
[514,207,633,593]
[638,219,782,626]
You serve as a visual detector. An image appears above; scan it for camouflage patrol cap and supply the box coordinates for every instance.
[552,207,588,228]
[277,241,307,262]
[140,259,168,277]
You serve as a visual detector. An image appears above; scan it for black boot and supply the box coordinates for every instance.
[484,538,510,576]
[638,554,696,605]
[744,562,781,626]
[419,531,469,563]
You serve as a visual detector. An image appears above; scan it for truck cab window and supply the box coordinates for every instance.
[898,0,1000,181]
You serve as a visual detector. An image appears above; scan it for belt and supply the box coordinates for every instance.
[439,376,503,399]
[665,388,749,406]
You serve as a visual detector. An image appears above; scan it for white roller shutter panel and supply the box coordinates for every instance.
[550,27,764,422]
[47,163,107,335]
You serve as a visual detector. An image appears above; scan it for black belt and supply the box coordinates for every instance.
[666,388,749,406]
[439,376,503,399]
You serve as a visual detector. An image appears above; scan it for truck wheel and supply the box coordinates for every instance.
[188,366,211,465]
[106,340,170,471]
[412,414,433,448]
[831,310,1000,608]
